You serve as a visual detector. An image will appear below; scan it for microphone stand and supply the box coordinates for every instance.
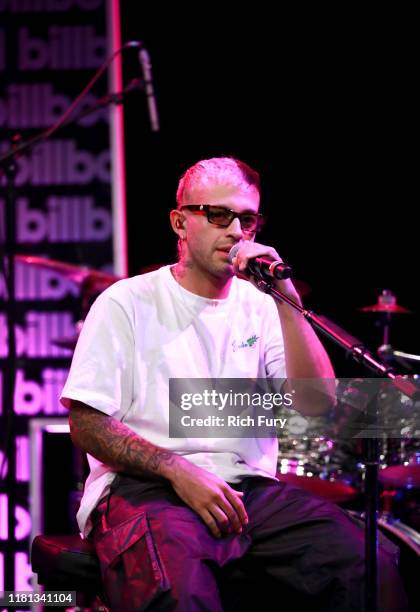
[0,46,143,594]
[254,276,419,612]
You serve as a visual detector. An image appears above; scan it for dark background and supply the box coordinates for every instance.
[119,10,418,377]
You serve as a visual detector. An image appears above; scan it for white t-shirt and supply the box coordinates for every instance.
[60,265,286,536]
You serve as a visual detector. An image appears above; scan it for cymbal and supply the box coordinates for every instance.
[359,289,413,314]
[16,255,121,289]
[379,465,420,488]
[359,303,413,314]
[276,472,357,503]
[51,336,79,350]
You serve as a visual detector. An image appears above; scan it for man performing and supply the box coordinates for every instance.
[61,157,406,610]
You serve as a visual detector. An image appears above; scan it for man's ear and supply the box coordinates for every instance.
[170,209,187,239]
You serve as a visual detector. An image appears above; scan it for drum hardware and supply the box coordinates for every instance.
[379,453,420,489]
[277,404,358,504]
[347,509,420,611]
[359,289,417,373]
[378,346,420,372]
[362,291,420,532]
[276,469,357,503]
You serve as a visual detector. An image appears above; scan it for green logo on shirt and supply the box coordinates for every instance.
[232,334,259,351]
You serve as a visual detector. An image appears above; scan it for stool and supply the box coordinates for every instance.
[30,534,312,610]
[31,534,105,609]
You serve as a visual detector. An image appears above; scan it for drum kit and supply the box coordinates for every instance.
[274,287,420,602]
[17,255,420,590]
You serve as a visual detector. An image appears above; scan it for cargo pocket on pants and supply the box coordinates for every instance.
[95,510,170,611]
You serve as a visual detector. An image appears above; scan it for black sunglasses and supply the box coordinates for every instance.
[180,204,266,233]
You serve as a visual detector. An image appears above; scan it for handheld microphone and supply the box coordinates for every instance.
[138,48,160,131]
[228,243,292,280]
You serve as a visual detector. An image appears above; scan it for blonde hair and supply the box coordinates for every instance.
[176,157,260,207]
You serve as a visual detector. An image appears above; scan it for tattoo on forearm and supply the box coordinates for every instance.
[69,403,177,479]
[144,449,177,474]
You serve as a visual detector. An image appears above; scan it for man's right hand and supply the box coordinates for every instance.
[68,402,247,538]
[169,456,248,539]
